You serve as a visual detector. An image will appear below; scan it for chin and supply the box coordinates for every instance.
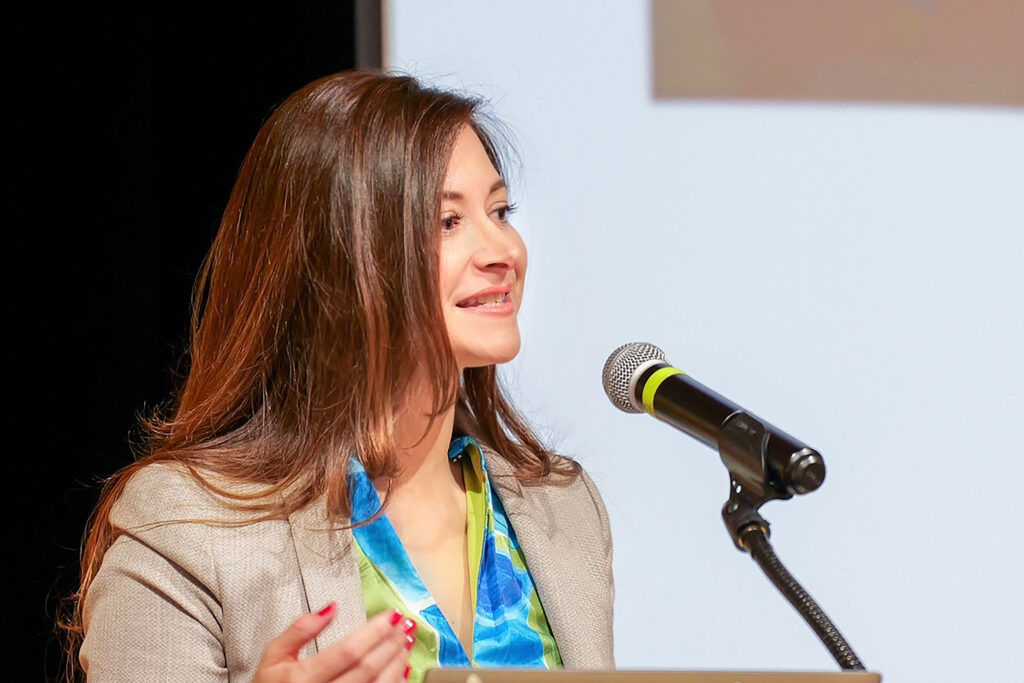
[456,337,522,370]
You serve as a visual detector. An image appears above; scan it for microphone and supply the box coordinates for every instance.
[602,342,825,498]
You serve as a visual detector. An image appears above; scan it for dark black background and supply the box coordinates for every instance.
[12,4,365,679]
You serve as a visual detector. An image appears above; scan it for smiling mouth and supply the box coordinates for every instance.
[456,292,510,308]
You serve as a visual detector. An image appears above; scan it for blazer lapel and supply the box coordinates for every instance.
[484,451,598,669]
[288,498,365,653]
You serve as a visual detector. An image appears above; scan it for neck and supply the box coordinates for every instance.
[395,405,458,488]
[375,381,461,502]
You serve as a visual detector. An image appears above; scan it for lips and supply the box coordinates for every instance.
[455,285,513,308]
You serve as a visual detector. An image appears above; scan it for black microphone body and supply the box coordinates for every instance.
[634,362,733,448]
[635,362,825,497]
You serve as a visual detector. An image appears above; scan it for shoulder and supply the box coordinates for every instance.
[85,466,304,632]
[537,455,611,544]
[100,461,295,599]
[110,461,279,530]
[553,454,608,518]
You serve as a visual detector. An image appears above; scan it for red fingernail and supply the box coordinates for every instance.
[401,617,417,634]
[404,664,411,680]
[389,609,403,626]
[405,633,415,650]
[317,603,335,617]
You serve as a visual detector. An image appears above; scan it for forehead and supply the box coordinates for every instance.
[443,126,503,193]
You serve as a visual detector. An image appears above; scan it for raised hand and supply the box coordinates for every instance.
[254,604,417,682]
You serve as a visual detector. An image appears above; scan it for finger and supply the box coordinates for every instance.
[333,626,411,683]
[367,641,413,683]
[261,602,338,664]
[303,609,415,682]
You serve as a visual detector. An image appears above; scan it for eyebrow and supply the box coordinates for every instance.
[441,179,507,201]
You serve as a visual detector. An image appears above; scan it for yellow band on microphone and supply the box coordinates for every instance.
[642,366,685,416]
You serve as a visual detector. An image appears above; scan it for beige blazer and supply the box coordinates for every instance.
[80,446,615,681]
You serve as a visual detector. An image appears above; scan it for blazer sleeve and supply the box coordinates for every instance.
[578,464,615,664]
[80,465,229,682]
[579,465,613,574]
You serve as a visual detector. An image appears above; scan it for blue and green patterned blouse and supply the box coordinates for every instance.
[347,435,562,682]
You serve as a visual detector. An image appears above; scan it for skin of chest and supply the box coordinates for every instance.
[384,460,476,658]
[404,523,474,657]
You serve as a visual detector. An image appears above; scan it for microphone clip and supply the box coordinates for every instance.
[718,411,780,550]
[716,410,827,549]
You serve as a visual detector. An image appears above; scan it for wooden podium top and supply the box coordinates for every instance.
[424,671,881,683]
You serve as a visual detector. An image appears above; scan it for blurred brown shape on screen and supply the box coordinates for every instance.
[652,0,1024,107]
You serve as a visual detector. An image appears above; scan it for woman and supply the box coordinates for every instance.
[67,72,613,682]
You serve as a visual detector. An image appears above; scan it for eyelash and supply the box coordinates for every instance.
[498,202,518,222]
[441,202,518,232]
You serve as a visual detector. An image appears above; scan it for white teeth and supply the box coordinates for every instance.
[459,292,508,307]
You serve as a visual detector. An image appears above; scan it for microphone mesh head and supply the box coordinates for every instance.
[602,342,668,413]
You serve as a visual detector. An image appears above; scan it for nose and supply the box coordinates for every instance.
[471,216,522,272]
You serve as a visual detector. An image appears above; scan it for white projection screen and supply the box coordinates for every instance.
[386,2,1024,681]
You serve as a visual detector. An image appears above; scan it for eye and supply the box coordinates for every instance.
[494,202,518,224]
[441,212,462,233]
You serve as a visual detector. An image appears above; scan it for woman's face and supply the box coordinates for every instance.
[439,125,527,371]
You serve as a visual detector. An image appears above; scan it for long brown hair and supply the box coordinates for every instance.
[63,71,574,672]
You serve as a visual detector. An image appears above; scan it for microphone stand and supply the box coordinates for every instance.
[717,412,866,671]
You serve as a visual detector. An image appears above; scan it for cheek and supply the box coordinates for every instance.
[509,229,527,273]
[515,234,528,289]
[437,244,463,298]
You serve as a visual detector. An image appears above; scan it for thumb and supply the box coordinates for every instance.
[261,603,336,664]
